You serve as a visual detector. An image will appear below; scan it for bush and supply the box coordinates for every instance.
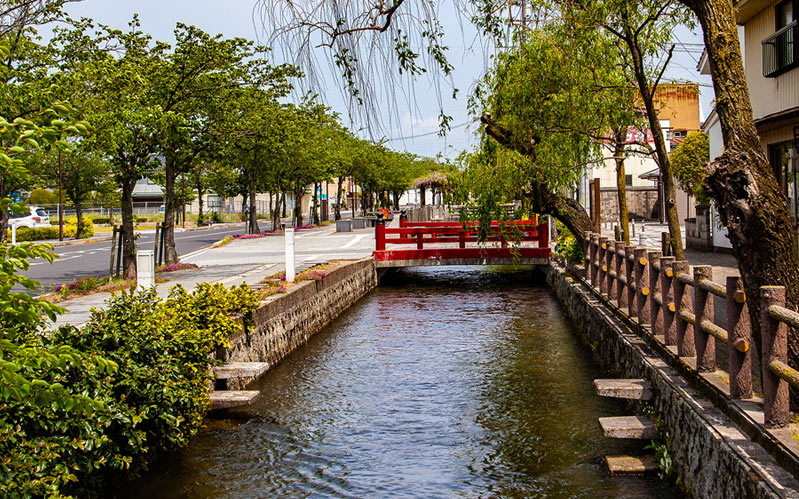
[8,217,94,241]
[0,283,260,497]
[209,211,223,224]
[554,221,584,263]
[92,217,111,225]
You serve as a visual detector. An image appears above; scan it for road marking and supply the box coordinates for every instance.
[342,234,367,248]
[302,254,320,261]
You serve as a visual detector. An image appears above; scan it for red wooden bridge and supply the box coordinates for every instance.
[373,214,551,268]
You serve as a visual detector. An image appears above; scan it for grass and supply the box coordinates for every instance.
[40,275,166,303]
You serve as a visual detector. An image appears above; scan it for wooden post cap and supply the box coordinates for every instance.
[639,257,648,265]
[735,339,750,353]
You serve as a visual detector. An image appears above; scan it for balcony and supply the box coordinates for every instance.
[763,20,799,77]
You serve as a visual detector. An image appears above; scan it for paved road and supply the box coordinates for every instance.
[25,222,263,293]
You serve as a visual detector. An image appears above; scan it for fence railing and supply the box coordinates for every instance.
[582,231,799,429]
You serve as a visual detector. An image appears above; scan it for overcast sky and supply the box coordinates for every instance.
[62,1,714,160]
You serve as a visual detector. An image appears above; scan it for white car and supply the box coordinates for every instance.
[9,207,51,229]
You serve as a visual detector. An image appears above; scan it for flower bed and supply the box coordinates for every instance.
[157,263,198,273]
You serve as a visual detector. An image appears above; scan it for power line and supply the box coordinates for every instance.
[384,120,471,141]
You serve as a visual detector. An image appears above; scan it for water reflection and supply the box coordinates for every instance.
[128,266,680,498]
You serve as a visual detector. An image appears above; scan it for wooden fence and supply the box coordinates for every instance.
[583,231,799,429]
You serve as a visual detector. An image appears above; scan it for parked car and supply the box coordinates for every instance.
[9,206,51,229]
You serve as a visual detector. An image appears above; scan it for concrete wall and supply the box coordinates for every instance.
[547,264,799,497]
[600,187,660,221]
[217,258,377,389]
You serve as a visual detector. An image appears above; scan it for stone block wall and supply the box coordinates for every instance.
[546,264,799,498]
[218,258,377,389]
[600,187,659,222]
[686,206,712,252]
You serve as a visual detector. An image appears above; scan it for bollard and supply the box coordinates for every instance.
[285,227,296,282]
[648,251,663,335]
[660,256,676,343]
[135,249,155,288]
[625,245,635,315]
[639,231,646,246]
[693,266,713,369]
[760,286,789,428]
[375,212,386,251]
[634,248,650,324]
[727,276,752,399]
[598,236,609,295]
[400,209,408,227]
[615,241,627,307]
[674,261,695,357]
[11,224,17,245]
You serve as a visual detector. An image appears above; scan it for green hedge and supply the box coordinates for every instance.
[0,283,260,497]
[8,217,94,241]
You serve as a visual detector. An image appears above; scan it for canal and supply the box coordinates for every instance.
[130,267,681,497]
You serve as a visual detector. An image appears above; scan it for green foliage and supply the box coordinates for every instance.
[1,283,260,496]
[670,132,710,205]
[29,188,57,205]
[554,221,585,263]
[8,217,94,241]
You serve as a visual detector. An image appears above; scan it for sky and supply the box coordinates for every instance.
[61,0,714,160]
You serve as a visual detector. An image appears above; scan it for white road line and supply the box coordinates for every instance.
[342,234,367,248]
[302,254,320,261]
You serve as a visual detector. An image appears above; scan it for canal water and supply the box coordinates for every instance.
[130,267,681,498]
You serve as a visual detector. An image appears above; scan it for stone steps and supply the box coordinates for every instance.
[594,379,653,401]
[209,390,260,410]
[599,416,657,439]
[214,362,270,380]
[605,455,658,476]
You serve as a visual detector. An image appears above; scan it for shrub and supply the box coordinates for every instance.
[8,217,94,241]
[209,211,223,224]
[0,283,260,497]
[554,221,584,264]
[92,217,111,225]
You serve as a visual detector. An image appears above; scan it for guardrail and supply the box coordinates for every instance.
[583,231,799,429]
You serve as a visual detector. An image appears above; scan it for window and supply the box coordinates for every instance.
[625,174,633,186]
[763,0,799,77]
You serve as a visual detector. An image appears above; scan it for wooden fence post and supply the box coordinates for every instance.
[674,261,695,357]
[625,245,636,316]
[615,241,627,308]
[598,236,609,295]
[693,266,714,370]
[660,257,676,344]
[589,234,598,287]
[648,251,663,335]
[635,248,650,324]
[727,276,752,399]
[584,231,592,281]
[761,286,790,428]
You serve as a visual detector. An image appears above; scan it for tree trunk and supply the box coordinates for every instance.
[684,0,799,391]
[335,175,344,220]
[196,185,205,226]
[120,178,137,278]
[162,156,179,265]
[420,185,426,206]
[312,181,320,225]
[74,202,84,239]
[393,190,400,210]
[622,19,684,259]
[249,175,260,234]
[294,182,304,226]
[613,128,630,243]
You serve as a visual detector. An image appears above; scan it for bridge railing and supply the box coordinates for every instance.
[373,213,550,261]
[582,231,799,429]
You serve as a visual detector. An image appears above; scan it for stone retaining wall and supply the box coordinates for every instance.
[217,258,377,389]
[547,263,799,498]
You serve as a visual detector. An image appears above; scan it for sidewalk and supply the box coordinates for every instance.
[51,224,376,327]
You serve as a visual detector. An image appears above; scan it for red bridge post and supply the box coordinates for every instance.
[375,212,386,251]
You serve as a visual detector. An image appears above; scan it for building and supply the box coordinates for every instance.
[590,82,701,225]
[700,0,799,249]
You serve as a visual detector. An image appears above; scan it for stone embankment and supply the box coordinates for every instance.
[214,258,377,390]
[547,262,799,498]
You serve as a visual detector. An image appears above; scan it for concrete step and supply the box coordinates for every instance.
[214,362,270,380]
[605,455,658,476]
[599,416,657,439]
[594,379,653,401]
[209,390,260,410]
